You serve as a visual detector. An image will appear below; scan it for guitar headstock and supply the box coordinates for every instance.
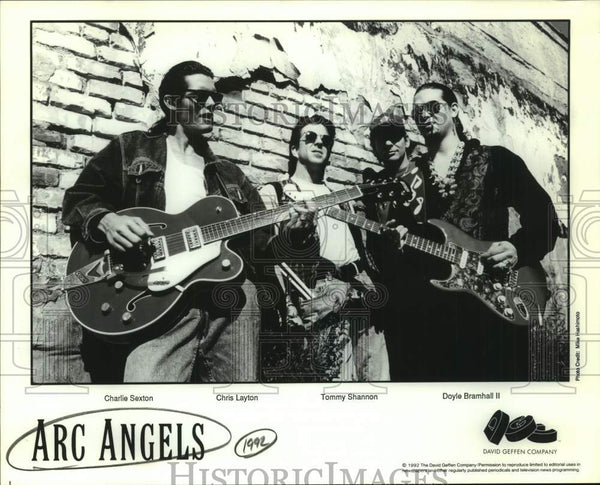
[358,177,411,202]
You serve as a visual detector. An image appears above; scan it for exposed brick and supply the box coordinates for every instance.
[34,29,95,58]
[208,141,251,164]
[243,89,283,112]
[241,117,283,140]
[49,69,85,92]
[122,70,143,87]
[87,79,144,105]
[33,146,87,168]
[33,166,60,187]
[330,153,362,172]
[34,103,92,133]
[43,257,69,280]
[33,187,65,210]
[93,117,145,138]
[325,180,349,193]
[284,89,305,104]
[250,153,288,173]
[32,210,58,234]
[110,32,134,51]
[50,88,112,118]
[32,47,61,81]
[325,166,357,184]
[214,109,243,129]
[345,143,377,163]
[33,128,65,147]
[264,106,297,126]
[113,103,154,124]
[69,134,110,155]
[239,165,282,185]
[97,45,136,69]
[336,128,358,145]
[360,160,383,173]
[33,82,50,104]
[217,127,261,150]
[222,97,248,118]
[88,22,119,32]
[245,103,269,123]
[82,24,109,42]
[260,137,289,158]
[65,55,121,82]
[250,80,271,95]
[35,23,81,35]
[59,171,81,189]
[33,233,71,258]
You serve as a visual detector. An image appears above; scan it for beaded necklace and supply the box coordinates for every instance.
[428,140,465,198]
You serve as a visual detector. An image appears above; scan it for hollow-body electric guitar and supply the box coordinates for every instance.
[325,207,548,326]
[63,180,405,342]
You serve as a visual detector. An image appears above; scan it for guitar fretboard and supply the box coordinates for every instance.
[200,186,363,244]
[325,207,460,264]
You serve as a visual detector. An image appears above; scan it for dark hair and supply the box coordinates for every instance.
[288,114,336,175]
[158,60,214,115]
[413,82,468,142]
[369,104,408,153]
[148,61,214,135]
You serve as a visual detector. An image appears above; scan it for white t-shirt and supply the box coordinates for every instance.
[283,177,360,267]
[164,137,208,214]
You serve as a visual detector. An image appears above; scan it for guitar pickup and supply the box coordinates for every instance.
[151,236,167,261]
[183,226,202,251]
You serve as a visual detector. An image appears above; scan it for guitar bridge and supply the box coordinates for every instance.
[150,236,167,261]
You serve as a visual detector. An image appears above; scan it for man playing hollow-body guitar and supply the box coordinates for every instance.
[364,84,562,381]
[62,61,272,383]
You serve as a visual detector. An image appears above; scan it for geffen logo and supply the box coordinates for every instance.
[484,410,558,445]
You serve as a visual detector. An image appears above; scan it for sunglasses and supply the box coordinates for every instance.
[301,131,333,148]
[372,125,406,144]
[412,101,446,119]
[183,90,224,107]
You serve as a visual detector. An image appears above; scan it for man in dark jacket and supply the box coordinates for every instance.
[63,61,269,383]
[365,86,561,381]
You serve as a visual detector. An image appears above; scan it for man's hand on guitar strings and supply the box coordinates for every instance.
[382,219,409,250]
[286,202,318,231]
[98,212,154,252]
[481,241,518,269]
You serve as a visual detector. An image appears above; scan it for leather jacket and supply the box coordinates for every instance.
[62,130,270,274]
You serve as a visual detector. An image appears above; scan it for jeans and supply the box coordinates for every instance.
[82,280,260,383]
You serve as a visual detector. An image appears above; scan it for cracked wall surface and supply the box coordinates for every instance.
[31,21,568,382]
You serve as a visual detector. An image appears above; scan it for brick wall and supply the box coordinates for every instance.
[31,21,568,382]
[31,22,159,381]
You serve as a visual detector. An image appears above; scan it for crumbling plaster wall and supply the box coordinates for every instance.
[31,21,567,382]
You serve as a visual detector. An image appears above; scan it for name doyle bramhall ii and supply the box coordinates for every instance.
[443,392,500,400]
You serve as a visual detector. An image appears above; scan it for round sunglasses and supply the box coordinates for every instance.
[300,130,333,148]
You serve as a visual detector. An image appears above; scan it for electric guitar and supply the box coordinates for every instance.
[63,180,406,342]
[325,207,549,326]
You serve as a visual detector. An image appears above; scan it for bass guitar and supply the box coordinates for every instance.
[325,207,548,326]
[63,180,405,342]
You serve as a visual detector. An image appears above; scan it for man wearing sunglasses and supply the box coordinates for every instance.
[62,60,269,383]
[362,104,430,381]
[259,114,389,382]
[373,82,562,381]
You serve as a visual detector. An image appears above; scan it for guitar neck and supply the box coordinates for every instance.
[325,207,460,264]
[201,186,363,243]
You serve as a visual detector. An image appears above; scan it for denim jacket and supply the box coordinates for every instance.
[62,130,270,274]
